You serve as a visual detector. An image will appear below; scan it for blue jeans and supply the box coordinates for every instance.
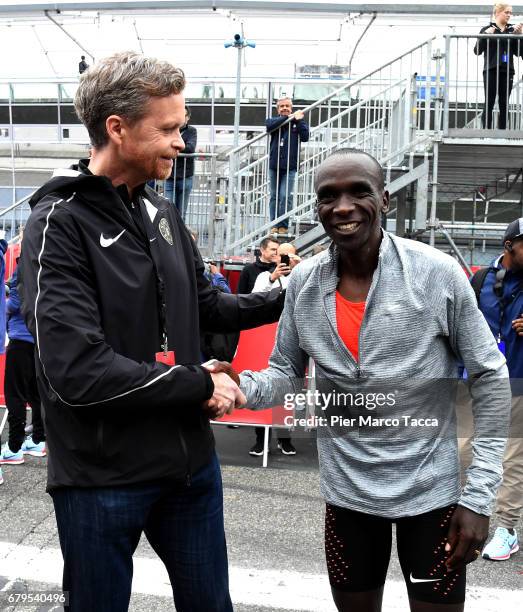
[51,453,232,612]
[164,177,193,219]
[269,169,296,230]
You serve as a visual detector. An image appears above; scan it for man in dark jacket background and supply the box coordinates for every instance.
[237,235,279,294]
[164,105,197,218]
[18,51,284,612]
[266,97,309,233]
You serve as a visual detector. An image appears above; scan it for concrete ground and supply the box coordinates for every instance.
[0,422,521,612]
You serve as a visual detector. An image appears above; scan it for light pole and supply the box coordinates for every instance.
[224,34,256,148]
[224,34,255,250]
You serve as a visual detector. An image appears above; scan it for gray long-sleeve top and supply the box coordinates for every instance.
[240,232,511,517]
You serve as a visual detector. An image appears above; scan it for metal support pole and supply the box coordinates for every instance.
[443,36,450,136]
[8,82,15,213]
[439,225,473,276]
[429,141,439,246]
[207,155,218,257]
[233,46,243,149]
[44,10,95,63]
[396,188,407,237]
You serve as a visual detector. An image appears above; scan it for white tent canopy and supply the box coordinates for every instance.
[0,0,520,79]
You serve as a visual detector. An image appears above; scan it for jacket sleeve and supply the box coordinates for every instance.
[447,260,511,516]
[18,198,213,410]
[237,266,252,294]
[265,116,287,132]
[188,236,285,333]
[240,266,308,409]
[295,119,310,142]
[474,25,490,55]
[183,126,197,154]
[211,272,231,294]
[6,269,20,316]
[252,271,275,293]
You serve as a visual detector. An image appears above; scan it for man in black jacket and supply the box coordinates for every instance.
[18,51,284,612]
[237,235,279,294]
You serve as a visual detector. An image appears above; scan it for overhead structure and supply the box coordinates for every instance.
[1,2,523,17]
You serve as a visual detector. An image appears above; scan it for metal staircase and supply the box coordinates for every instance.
[224,38,441,254]
[2,34,523,266]
[223,33,523,264]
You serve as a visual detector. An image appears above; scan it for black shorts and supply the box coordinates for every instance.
[325,503,466,605]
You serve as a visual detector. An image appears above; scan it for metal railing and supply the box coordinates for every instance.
[2,37,523,261]
[0,191,31,241]
[224,38,442,253]
[157,153,225,257]
[444,34,523,136]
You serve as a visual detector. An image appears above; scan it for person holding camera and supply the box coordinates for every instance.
[250,243,301,456]
[474,3,523,129]
[252,242,301,293]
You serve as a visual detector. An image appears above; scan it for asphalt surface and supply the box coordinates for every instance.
[0,420,521,611]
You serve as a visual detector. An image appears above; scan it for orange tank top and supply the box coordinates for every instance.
[335,291,366,362]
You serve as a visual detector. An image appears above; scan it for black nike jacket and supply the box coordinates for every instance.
[18,161,284,490]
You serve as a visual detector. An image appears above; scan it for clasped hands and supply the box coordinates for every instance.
[201,360,245,419]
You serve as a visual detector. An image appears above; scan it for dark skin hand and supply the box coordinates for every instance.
[512,314,523,336]
[203,359,240,385]
[201,360,241,418]
[445,506,489,571]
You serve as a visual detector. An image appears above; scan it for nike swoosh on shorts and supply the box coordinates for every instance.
[410,573,442,583]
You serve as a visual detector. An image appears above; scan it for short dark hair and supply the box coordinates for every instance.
[185,105,191,119]
[316,148,385,190]
[259,236,279,250]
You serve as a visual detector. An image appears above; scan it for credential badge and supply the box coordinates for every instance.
[159,218,173,245]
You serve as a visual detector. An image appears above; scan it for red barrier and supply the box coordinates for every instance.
[214,322,278,426]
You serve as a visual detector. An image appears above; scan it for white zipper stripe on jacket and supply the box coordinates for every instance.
[34,194,180,408]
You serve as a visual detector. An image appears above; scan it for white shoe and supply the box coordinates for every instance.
[482,527,519,561]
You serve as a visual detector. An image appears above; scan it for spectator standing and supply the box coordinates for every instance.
[266,98,309,234]
[164,106,197,219]
[0,265,46,466]
[250,242,301,457]
[0,232,7,486]
[474,3,523,129]
[78,55,89,75]
[237,236,279,294]
[461,217,523,562]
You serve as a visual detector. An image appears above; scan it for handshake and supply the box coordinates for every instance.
[201,360,246,419]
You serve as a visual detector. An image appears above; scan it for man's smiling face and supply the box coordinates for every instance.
[315,153,389,254]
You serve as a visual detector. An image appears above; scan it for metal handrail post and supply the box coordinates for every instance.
[423,39,433,135]
[206,155,218,256]
[443,35,450,136]
[429,140,439,247]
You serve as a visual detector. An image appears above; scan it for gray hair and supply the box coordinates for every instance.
[74,51,186,148]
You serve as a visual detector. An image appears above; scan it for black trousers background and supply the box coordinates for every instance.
[254,427,290,444]
[4,339,44,452]
[482,69,514,129]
